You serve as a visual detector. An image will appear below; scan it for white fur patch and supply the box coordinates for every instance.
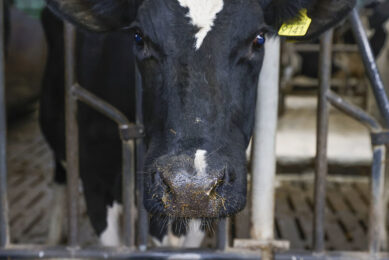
[152,220,205,248]
[183,220,205,248]
[177,0,224,49]
[99,202,122,247]
[194,149,207,176]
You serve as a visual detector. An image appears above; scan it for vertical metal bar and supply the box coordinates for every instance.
[251,37,280,260]
[313,29,333,253]
[349,8,389,127]
[64,22,79,247]
[0,0,9,248]
[135,64,148,250]
[122,140,136,247]
[369,145,386,254]
[217,218,228,250]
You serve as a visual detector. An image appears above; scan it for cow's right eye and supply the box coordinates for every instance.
[134,32,144,46]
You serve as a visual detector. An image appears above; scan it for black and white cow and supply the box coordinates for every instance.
[42,0,355,247]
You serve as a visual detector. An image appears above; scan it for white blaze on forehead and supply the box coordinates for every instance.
[194,149,207,176]
[177,0,224,49]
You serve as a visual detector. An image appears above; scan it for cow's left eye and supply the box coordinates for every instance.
[253,33,265,48]
[134,31,144,46]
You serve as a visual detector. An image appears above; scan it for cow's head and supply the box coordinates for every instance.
[47,0,355,218]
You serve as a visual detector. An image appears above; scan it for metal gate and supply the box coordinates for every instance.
[1,4,389,259]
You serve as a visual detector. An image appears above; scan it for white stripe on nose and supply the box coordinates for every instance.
[194,149,207,176]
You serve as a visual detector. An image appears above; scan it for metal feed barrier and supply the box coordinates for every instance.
[1,4,389,259]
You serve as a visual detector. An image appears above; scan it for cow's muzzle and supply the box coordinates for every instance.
[156,167,225,218]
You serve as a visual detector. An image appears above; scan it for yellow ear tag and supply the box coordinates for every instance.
[278,9,312,37]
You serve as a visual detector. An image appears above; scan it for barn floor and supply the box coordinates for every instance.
[5,105,381,251]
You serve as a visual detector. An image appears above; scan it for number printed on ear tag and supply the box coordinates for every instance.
[278,9,312,37]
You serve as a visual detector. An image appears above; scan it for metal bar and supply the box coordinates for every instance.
[64,22,79,247]
[313,29,333,253]
[326,91,382,132]
[369,145,386,254]
[122,140,136,247]
[135,64,148,250]
[72,84,130,127]
[349,8,389,127]
[71,84,143,140]
[251,37,280,260]
[217,218,228,250]
[290,43,358,53]
[0,0,9,248]
[2,248,389,260]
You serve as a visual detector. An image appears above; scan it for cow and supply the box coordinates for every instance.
[42,0,356,248]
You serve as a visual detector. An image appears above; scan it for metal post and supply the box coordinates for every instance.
[135,64,148,250]
[251,37,280,260]
[122,140,136,247]
[349,8,389,127]
[313,29,333,253]
[217,218,228,250]
[64,23,79,247]
[369,145,386,254]
[0,0,9,248]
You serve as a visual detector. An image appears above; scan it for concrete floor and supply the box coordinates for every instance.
[276,95,372,166]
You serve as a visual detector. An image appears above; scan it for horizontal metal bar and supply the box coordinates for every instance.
[326,91,382,132]
[289,43,358,53]
[1,247,389,260]
[71,84,144,140]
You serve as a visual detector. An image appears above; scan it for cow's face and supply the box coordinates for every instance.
[135,0,265,218]
[47,0,356,218]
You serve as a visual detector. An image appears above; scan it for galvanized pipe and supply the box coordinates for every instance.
[122,140,136,247]
[369,145,386,254]
[0,0,9,248]
[72,84,131,127]
[251,37,280,260]
[349,8,389,127]
[327,91,381,132]
[135,64,149,250]
[313,29,333,253]
[217,218,228,250]
[3,247,389,260]
[64,23,80,247]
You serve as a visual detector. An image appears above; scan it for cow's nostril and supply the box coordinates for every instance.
[222,169,236,185]
[206,180,219,196]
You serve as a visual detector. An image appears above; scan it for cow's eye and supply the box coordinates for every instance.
[253,33,265,48]
[134,31,144,46]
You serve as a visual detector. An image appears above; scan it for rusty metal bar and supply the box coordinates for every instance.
[313,29,333,253]
[0,0,9,248]
[349,8,389,127]
[122,140,136,247]
[64,22,79,247]
[135,64,148,250]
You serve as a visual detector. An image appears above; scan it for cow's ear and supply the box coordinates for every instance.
[45,0,141,32]
[262,0,357,40]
